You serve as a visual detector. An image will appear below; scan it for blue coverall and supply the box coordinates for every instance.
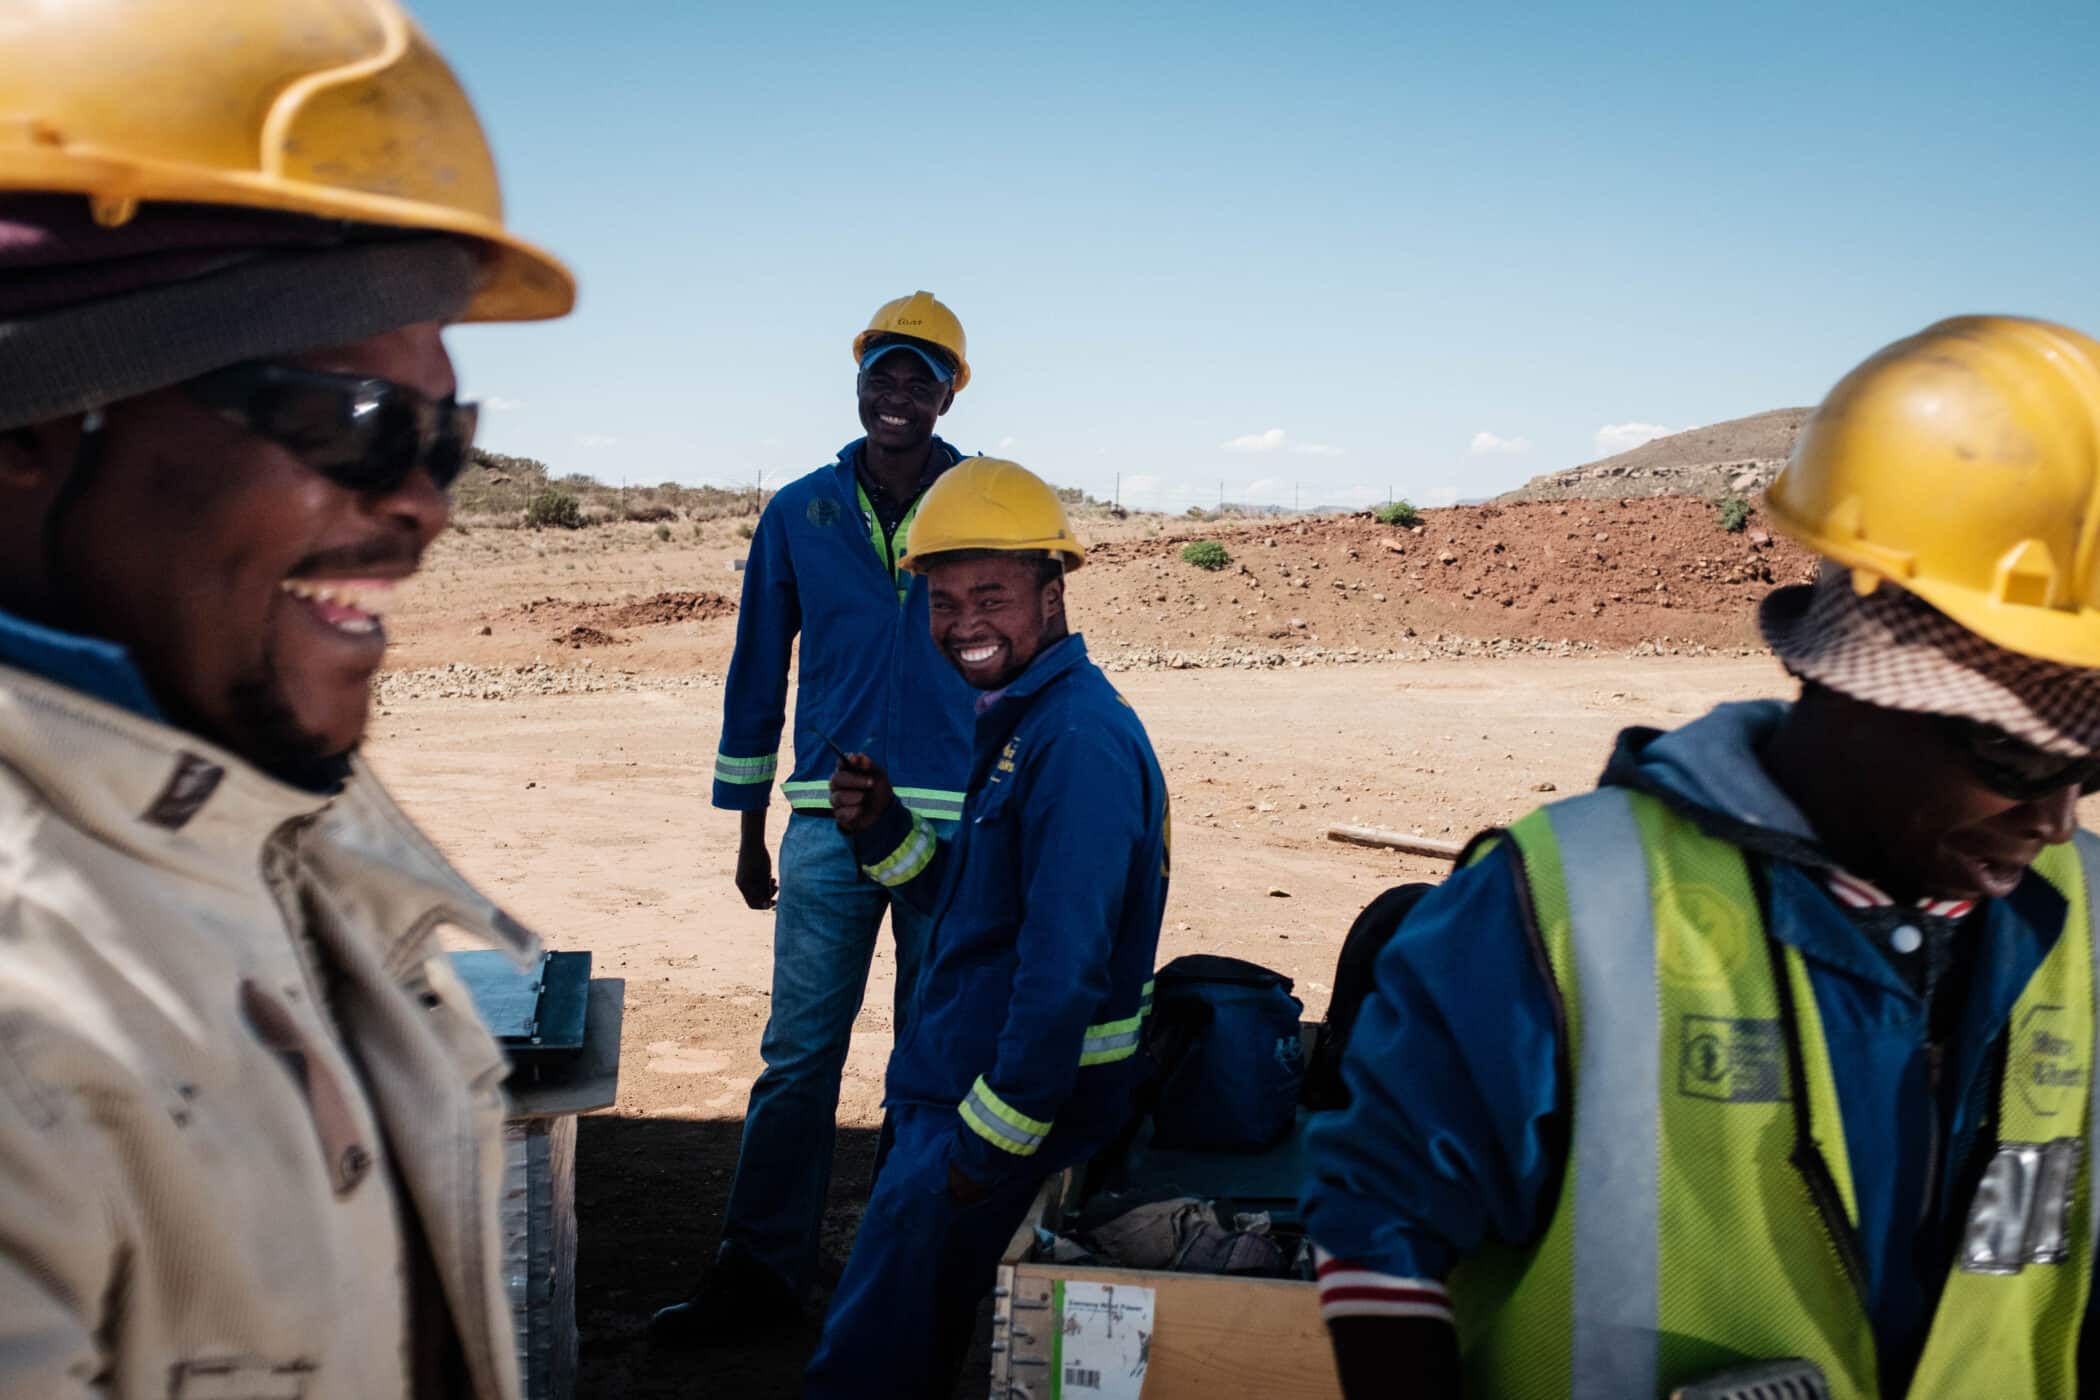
[805,635,1170,1398]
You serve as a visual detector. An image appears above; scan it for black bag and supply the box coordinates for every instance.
[1146,954,1306,1152]
[1301,883,1437,1111]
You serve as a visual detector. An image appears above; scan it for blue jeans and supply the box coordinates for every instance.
[718,811,941,1295]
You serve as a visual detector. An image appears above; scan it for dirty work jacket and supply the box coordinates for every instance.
[1302,701,2100,1397]
[712,438,978,821]
[851,636,1170,1185]
[0,657,539,1400]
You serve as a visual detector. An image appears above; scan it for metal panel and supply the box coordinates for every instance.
[502,1114,578,1400]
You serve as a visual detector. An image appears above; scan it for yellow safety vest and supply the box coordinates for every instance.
[1450,788,2100,1399]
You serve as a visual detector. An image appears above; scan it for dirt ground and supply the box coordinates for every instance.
[358,501,1823,1396]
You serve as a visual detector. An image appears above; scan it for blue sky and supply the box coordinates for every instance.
[417,0,2100,511]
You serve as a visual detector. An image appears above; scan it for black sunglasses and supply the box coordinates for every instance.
[1940,717,2100,802]
[180,361,478,495]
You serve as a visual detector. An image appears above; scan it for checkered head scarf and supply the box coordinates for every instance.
[1760,567,2100,757]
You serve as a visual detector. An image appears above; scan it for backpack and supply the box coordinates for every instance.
[1301,883,1437,1111]
[1145,954,1307,1152]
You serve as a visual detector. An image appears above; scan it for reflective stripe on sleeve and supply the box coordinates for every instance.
[893,786,968,821]
[714,752,778,785]
[959,1076,1051,1157]
[862,811,936,887]
[782,781,832,809]
[1079,981,1158,1066]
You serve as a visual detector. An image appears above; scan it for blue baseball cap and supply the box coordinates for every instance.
[859,340,955,384]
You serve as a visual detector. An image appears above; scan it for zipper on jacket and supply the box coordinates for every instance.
[1761,877,1873,1303]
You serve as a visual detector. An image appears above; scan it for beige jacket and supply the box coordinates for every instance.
[0,664,536,1400]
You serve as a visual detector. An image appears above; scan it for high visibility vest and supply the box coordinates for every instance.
[1451,787,2100,1399]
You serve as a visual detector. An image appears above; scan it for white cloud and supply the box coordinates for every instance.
[484,396,526,412]
[1468,431,1531,456]
[1594,422,1680,456]
[1119,473,1162,502]
[1222,427,1343,457]
[997,435,1021,452]
[1421,484,1461,507]
[573,433,621,448]
[1224,428,1287,453]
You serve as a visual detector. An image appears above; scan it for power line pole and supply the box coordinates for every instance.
[1115,472,1120,508]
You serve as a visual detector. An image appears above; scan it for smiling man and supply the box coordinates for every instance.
[654,291,986,1345]
[0,3,572,1396]
[804,458,1169,1398]
[1304,317,2100,1399]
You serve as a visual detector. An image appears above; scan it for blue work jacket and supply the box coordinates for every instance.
[853,636,1170,1184]
[712,439,978,820]
[1301,701,2089,1395]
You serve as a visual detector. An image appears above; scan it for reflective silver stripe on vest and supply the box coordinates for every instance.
[1549,789,1661,1400]
[2079,833,2100,1271]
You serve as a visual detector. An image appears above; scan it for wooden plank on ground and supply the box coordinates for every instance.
[1323,823,1465,860]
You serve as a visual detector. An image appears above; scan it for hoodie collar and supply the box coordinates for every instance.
[1599,700,1827,868]
[1600,699,2065,990]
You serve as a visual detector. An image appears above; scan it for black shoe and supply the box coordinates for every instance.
[647,1252,802,1352]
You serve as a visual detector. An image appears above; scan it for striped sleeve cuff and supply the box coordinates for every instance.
[714,752,779,786]
[1315,1249,1454,1325]
[958,1075,1051,1157]
[861,810,936,887]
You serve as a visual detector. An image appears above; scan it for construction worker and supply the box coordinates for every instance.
[802,458,1170,1398]
[651,292,984,1343]
[1302,316,2100,1398]
[0,3,571,1396]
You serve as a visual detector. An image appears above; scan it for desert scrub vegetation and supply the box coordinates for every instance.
[526,489,584,530]
[1180,540,1231,571]
[1717,496,1752,533]
[1375,500,1422,528]
[456,451,767,528]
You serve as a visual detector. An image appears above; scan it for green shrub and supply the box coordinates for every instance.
[1718,496,1752,533]
[1180,540,1231,571]
[526,489,583,530]
[1375,500,1422,528]
[736,521,756,540]
[654,523,673,542]
[624,503,680,524]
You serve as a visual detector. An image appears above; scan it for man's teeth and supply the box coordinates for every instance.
[280,578,385,633]
[879,415,908,427]
[960,644,998,663]
[281,578,376,608]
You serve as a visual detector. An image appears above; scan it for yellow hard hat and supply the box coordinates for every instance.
[853,291,971,392]
[0,0,572,323]
[1765,315,2100,668]
[900,458,1084,573]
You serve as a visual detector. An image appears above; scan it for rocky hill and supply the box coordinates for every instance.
[1498,408,1812,503]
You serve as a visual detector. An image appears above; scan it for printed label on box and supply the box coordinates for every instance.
[1051,1280,1154,1398]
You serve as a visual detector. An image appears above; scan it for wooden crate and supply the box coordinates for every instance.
[988,1168,1342,1399]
